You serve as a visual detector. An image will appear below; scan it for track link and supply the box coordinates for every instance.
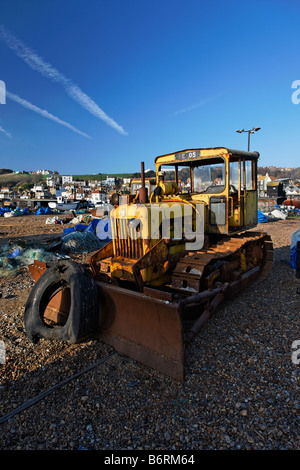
[171,231,273,295]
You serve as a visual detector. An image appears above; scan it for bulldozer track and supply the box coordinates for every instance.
[171,231,273,296]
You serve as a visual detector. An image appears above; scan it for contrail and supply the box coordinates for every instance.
[173,95,221,116]
[0,125,11,138]
[0,24,128,135]
[7,91,91,139]
[173,99,210,116]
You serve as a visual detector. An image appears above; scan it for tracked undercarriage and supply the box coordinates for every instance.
[171,231,273,294]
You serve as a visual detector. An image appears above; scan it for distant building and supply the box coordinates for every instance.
[75,191,85,199]
[31,184,51,199]
[46,176,60,187]
[62,175,73,185]
[106,177,115,186]
[257,173,277,196]
[88,181,98,189]
[36,169,53,175]
[91,189,108,204]
[0,187,10,199]
[274,177,291,189]
[73,180,87,189]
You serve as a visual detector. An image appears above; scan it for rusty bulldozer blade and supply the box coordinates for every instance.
[94,281,184,380]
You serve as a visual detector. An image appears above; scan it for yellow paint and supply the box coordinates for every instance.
[240,249,247,272]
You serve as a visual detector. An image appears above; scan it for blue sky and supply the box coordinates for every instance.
[0,0,299,174]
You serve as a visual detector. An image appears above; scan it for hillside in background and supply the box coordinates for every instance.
[258,167,300,180]
[0,172,44,190]
[0,171,133,190]
[0,166,299,190]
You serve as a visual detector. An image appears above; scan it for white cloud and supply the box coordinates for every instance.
[67,84,127,135]
[7,91,91,139]
[173,95,221,116]
[0,24,128,135]
[0,125,11,138]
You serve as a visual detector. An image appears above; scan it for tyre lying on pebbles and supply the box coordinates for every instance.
[24,260,99,344]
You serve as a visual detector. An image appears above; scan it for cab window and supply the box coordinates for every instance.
[245,160,255,190]
[193,159,225,193]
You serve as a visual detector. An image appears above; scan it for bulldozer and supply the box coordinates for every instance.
[24,147,273,380]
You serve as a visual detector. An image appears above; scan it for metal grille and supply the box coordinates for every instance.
[114,218,143,259]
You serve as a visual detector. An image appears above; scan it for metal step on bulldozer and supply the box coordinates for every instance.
[24,147,273,380]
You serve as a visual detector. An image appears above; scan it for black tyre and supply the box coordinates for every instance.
[24,260,99,344]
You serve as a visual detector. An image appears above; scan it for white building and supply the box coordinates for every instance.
[62,175,73,185]
[37,169,53,175]
[46,176,60,187]
[257,173,272,196]
[31,184,50,199]
[106,177,115,186]
[0,187,10,199]
[91,189,108,204]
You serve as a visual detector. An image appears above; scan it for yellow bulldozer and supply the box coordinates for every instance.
[24,147,273,380]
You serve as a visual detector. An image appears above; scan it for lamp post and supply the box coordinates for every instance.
[236,127,261,151]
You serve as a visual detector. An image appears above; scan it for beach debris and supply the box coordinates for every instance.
[0,242,58,277]
[60,230,107,253]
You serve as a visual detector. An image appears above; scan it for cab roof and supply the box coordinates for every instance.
[155,147,260,166]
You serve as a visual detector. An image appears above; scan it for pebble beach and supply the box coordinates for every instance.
[0,215,300,451]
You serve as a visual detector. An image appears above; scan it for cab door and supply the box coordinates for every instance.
[243,159,257,227]
[228,159,243,229]
[229,158,257,230]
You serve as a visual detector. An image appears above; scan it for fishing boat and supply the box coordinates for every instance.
[48,196,88,211]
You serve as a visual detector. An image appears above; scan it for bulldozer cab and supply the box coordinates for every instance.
[154,147,259,235]
[130,177,156,196]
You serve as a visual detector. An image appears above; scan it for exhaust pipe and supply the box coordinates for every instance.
[139,161,148,204]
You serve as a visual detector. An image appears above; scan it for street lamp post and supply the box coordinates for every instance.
[236,127,261,151]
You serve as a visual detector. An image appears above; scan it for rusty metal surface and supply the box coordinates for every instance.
[94,281,184,380]
[27,260,185,380]
[27,260,70,324]
[114,217,144,260]
[43,288,70,325]
[284,198,300,209]
[143,286,173,302]
[87,240,114,277]
[27,260,48,282]
[171,231,273,294]
[185,286,229,343]
[132,238,169,291]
